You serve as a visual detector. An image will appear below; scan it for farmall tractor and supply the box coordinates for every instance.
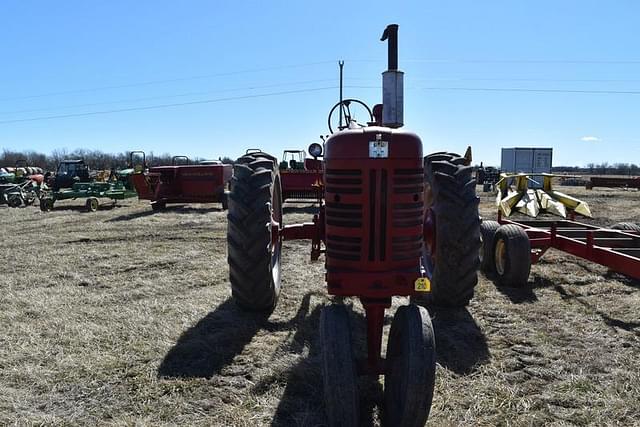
[130,152,232,211]
[227,25,480,425]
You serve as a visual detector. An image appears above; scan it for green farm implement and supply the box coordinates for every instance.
[1,160,46,208]
[39,174,137,212]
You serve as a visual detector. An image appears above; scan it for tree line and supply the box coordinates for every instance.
[1,148,235,171]
[552,163,640,175]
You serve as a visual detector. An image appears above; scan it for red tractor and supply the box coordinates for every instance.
[131,152,232,211]
[227,25,480,425]
[278,147,323,202]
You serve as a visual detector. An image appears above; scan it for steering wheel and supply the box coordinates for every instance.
[327,99,374,134]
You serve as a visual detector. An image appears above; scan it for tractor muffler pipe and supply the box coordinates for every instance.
[381,24,404,128]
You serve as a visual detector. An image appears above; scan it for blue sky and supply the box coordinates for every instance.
[1,0,639,166]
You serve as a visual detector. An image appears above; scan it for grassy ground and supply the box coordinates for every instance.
[1,187,639,426]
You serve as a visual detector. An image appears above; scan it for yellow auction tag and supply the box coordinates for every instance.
[414,277,431,292]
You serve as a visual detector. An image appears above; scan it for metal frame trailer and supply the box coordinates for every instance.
[496,211,640,280]
[40,182,137,212]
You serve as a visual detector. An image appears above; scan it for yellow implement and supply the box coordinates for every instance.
[495,173,591,218]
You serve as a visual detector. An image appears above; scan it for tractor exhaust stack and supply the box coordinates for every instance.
[381,24,404,128]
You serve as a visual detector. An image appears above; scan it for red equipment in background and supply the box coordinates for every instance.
[480,211,640,288]
[131,152,232,211]
[278,147,323,202]
[226,25,481,426]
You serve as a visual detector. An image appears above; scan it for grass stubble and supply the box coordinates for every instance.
[0,187,638,426]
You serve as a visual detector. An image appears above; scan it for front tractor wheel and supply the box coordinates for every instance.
[423,152,481,307]
[227,151,282,313]
[493,224,531,287]
[384,304,436,427]
[320,304,359,427]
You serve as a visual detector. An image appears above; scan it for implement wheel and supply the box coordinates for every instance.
[227,151,282,313]
[384,304,436,427]
[7,195,22,208]
[151,201,166,212]
[612,222,640,232]
[85,197,99,212]
[423,152,481,307]
[480,220,500,273]
[494,224,531,287]
[40,198,54,212]
[221,192,229,210]
[320,304,359,427]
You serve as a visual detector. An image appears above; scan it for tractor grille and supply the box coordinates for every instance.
[325,166,424,265]
[390,168,424,261]
[326,234,362,261]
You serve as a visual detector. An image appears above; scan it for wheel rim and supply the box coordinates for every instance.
[90,199,98,211]
[270,176,282,288]
[495,239,506,275]
[478,233,484,263]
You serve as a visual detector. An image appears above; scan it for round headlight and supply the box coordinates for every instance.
[308,142,323,158]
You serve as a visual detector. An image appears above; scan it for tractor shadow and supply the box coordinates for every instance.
[538,275,640,333]
[163,205,224,214]
[603,270,640,290]
[108,205,223,222]
[158,298,267,379]
[107,209,156,222]
[262,298,382,427]
[483,271,539,303]
[429,306,490,375]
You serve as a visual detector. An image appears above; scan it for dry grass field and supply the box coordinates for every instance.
[1,187,639,426]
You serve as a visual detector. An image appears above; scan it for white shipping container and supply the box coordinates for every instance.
[501,148,553,173]
[501,147,553,188]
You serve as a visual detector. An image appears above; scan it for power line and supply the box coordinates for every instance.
[5,57,640,103]
[0,60,337,102]
[414,86,640,95]
[5,76,638,117]
[0,86,338,125]
[3,84,639,125]
[0,79,336,116]
[349,85,640,94]
[411,77,640,83]
[348,58,640,65]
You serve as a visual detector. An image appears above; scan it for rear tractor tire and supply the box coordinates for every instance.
[493,224,531,287]
[227,151,282,313]
[480,220,500,274]
[384,304,436,427]
[422,152,481,307]
[320,304,359,427]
